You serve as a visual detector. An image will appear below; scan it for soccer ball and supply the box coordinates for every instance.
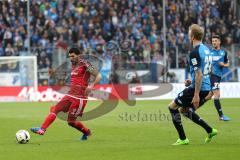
[16,130,30,144]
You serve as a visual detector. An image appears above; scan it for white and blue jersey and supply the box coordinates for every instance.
[211,49,228,78]
[189,43,212,91]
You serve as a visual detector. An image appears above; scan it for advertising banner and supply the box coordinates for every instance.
[0,83,239,102]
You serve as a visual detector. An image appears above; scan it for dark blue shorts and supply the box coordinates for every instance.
[174,87,209,108]
[210,74,221,90]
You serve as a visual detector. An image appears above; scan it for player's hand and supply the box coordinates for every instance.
[184,79,192,87]
[191,94,200,109]
[84,84,94,96]
[218,62,224,67]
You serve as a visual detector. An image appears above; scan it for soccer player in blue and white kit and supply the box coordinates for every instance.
[168,24,217,145]
[210,35,230,121]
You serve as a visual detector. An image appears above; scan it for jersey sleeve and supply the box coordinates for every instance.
[85,61,94,73]
[189,49,201,71]
[223,51,229,63]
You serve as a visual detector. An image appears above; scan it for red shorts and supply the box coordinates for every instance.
[53,95,87,121]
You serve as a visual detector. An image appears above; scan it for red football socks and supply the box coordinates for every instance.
[68,121,89,134]
[41,113,57,130]
[40,112,89,135]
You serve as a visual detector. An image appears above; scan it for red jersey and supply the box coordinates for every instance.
[69,59,93,97]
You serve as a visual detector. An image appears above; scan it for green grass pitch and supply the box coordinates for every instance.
[0,99,239,160]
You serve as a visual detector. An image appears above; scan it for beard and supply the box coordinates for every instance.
[71,59,78,65]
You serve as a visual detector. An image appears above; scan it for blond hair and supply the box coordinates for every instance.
[189,24,204,41]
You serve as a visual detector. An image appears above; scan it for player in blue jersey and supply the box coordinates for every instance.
[168,24,217,145]
[208,35,230,121]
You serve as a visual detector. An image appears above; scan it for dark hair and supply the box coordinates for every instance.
[212,35,221,40]
[68,47,81,55]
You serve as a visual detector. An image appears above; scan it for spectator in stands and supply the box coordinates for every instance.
[1,0,240,84]
[3,28,13,46]
[5,43,15,56]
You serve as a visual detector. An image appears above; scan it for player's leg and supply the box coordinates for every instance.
[67,98,91,140]
[30,106,59,135]
[204,91,213,101]
[211,75,230,121]
[181,91,217,142]
[181,111,217,143]
[179,90,213,113]
[213,89,223,117]
[168,88,194,145]
[30,96,71,135]
[213,89,230,121]
[182,108,213,133]
[67,120,91,140]
[30,107,57,135]
[169,100,189,145]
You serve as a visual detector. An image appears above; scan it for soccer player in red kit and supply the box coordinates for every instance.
[30,47,102,140]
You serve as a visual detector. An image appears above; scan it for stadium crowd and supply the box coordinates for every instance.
[0,0,239,82]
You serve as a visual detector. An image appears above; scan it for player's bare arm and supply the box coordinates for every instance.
[90,68,102,86]
[192,69,202,109]
[218,62,229,67]
[85,68,102,96]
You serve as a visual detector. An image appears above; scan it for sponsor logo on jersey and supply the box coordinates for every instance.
[212,56,221,61]
[191,58,198,65]
[71,72,78,75]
